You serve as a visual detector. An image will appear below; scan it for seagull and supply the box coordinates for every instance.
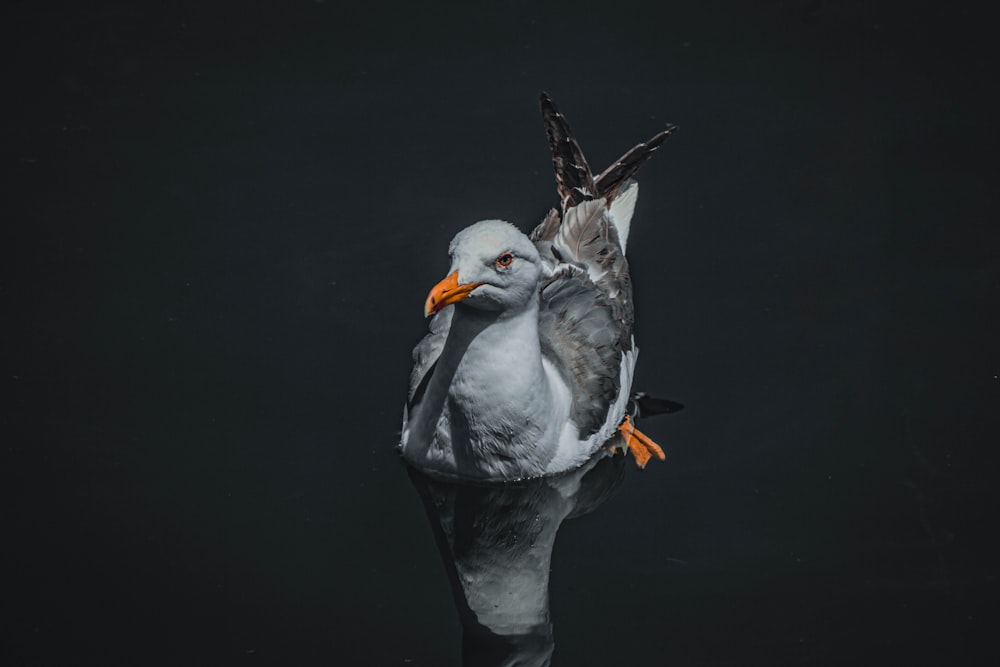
[400,94,676,481]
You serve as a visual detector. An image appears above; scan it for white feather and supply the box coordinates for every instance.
[608,180,639,253]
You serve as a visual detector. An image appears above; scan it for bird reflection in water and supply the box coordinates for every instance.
[399,94,676,481]
[406,437,629,667]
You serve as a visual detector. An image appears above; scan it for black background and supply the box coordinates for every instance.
[4,1,998,665]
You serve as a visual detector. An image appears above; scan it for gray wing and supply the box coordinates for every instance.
[550,198,633,326]
[538,261,633,439]
[536,199,635,440]
[532,93,675,440]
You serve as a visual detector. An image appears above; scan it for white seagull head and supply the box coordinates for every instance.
[424,220,542,318]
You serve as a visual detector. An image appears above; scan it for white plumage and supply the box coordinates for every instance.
[400,95,676,481]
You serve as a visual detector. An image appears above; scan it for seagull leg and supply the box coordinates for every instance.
[618,415,665,468]
[604,432,628,456]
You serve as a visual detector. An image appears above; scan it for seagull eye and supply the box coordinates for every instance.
[495,252,514,269]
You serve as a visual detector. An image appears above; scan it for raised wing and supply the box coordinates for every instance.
[595,125,677,201]
[539,93,597,210]
[537,92,677,212]
[532,93,676,441]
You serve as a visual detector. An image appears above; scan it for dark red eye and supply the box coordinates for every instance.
[495,252,514,268]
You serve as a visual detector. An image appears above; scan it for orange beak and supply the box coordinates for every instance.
[424,271,485,317]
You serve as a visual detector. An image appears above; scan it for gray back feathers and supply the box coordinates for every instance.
[409,94,674,442]
[530,94,674,438]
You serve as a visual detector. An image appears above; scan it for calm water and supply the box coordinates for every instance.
[6,2,998,665]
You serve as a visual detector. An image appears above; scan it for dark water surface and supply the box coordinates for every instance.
[5,1,998,664]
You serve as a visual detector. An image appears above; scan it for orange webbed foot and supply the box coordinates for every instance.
[618,415,666,469]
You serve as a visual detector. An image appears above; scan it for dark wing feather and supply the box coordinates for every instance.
[539,93,597,210]
[594,125,677,201]
[628,392,685,418]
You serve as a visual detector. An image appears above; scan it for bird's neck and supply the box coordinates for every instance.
[448,297,547,402]
[442,296,558,457]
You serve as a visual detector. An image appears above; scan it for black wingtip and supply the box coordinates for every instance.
[539,92,597,211]
[539,94,678,206]
[629,392,685,419]
[539,92,557,119]
[595,124,679,201]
